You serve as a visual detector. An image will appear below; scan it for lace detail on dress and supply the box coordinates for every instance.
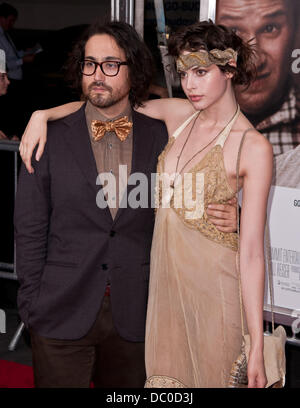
[155,138,238,251]
[145,375,186,388]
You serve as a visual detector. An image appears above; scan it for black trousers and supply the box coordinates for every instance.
[30,294,146,388]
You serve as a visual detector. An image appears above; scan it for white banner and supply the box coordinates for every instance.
[265,186,300,312]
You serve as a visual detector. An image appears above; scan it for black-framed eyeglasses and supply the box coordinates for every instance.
[80,59,128,77]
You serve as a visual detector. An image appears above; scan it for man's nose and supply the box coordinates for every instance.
[252,44,268,73]
[246,35,268,73]
[94,64,106,81]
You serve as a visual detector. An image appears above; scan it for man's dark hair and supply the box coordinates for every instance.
[0,2,18,18]
[65,21,154,107]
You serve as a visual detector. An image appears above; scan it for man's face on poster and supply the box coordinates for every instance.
[217,0,295,116]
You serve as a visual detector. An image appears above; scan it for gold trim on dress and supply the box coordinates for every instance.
[145,375,187,388]
[155,139,238,252]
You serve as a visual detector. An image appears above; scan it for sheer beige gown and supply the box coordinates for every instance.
[145,108,244,388]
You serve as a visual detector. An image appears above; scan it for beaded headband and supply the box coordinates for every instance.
[176,48,238,71]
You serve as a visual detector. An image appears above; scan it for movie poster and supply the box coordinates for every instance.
[215,0,300,315]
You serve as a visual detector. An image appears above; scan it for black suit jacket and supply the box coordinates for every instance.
[14,105,168,341]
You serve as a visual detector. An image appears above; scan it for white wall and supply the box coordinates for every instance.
[10,0,111,30]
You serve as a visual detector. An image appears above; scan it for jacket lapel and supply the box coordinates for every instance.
[113,110,155,225]
[62,105,113,224]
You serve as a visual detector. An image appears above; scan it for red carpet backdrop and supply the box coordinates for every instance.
[0,360,34,388]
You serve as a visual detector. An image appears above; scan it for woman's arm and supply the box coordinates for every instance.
[20,98,174,173]
[136,97,192,127]
[239,130,273,388]
[20,97,193,173]
[20,102,84,173]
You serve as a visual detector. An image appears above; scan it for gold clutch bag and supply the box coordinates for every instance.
[229,326,286,388]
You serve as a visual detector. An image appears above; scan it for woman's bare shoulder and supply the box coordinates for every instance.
[162,98,196,134]
[236,121,273,177]
[242,127,272,154]
[165,98,194,116]
[227,114,273,174]
[235,114,272,151]
[136,98,193,120]
[135,98,195,136]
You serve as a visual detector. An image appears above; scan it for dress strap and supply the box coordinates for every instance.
[214,105,241,148]
[172,110,200,139]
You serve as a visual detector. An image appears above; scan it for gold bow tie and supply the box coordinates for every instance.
[91,116,133,142]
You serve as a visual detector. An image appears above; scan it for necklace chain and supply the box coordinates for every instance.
[171,105,239,187]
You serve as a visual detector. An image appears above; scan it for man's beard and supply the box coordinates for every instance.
[85,81,128,109]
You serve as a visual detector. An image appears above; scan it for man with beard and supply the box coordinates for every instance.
[217,0,299,158]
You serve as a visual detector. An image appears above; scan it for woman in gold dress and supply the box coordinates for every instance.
[19,21,272,388]
[143,22,272,389]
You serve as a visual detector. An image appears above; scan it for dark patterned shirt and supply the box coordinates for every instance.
[85,101,133,219]
[256,88,300,156]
